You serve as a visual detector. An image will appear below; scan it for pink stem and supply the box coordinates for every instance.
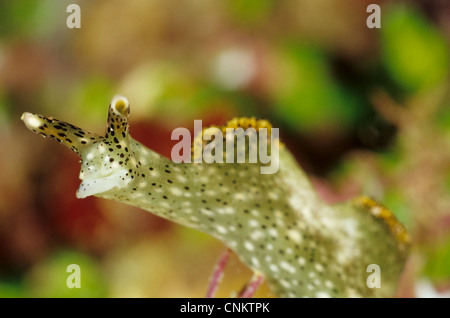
[205,248,231,298]
[238,272,264,298]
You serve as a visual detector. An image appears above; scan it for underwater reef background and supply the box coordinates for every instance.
[0,0,449,297]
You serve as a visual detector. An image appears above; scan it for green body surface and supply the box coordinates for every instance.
[21,96,409,298]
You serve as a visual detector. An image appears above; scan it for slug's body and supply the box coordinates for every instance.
[22,96,409,297]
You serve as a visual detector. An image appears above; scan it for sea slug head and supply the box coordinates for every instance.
[21,95,135,199]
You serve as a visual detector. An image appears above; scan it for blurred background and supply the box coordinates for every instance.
[0,0,449,297]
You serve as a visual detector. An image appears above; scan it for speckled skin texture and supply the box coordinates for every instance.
[22,96,409,298]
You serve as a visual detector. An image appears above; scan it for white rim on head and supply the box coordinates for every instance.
[111,95,129,116]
